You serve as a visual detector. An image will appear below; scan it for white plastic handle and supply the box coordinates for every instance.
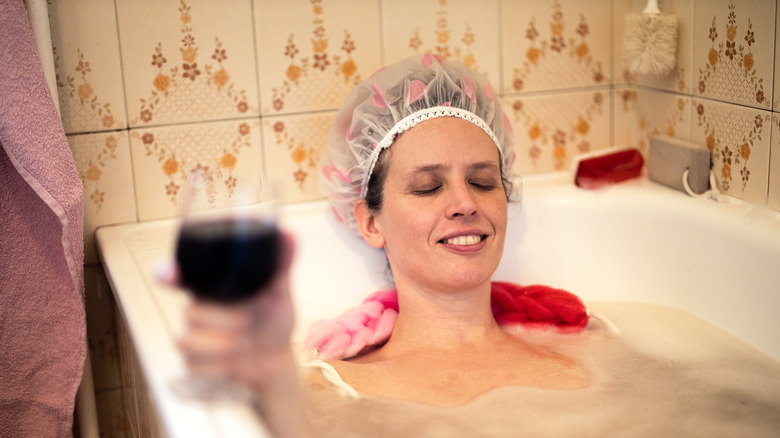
[682,169,728,203]
[643,0,662,15]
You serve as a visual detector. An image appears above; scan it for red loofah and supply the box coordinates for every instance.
[490,282,589,334]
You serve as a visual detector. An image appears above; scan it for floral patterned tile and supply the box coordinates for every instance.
[691,98,770,204]
[619,0,694,94]
[130,118,264,221]
[769,114,780,211]
[254,0,382,115]
[502,0,611,95]
[383,0,501,86]
[618,87,692,154]
[692,0,774,110]
[68,131,137,264]
[261,112,336,203]
[48,0,127,134]
[503,87,611,175]
[613,85,634,146]
[116,0,259,127]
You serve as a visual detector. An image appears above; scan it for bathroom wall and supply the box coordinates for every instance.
[45,0,778,435]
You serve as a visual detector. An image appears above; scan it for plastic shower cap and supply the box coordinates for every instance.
[320,53,515,236]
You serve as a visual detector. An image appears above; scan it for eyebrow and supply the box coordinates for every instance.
[405,161,500,178]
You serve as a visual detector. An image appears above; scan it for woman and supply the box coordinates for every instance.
[178,54,588,436]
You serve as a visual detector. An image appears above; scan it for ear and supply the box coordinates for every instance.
[353,200,385,249]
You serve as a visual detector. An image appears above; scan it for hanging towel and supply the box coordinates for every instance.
[0,1,86,437]
[304,282,588,360]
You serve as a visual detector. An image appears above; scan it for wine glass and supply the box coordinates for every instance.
[171,168,280,400]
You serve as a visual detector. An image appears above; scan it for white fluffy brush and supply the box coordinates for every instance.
[624,0,678,77]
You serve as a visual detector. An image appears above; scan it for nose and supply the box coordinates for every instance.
[445,181,478,218]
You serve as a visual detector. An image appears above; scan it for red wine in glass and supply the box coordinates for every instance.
[176,218,280,302]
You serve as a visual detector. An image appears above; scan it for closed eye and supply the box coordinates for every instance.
[469,179,500,191]
[411,185,441,196]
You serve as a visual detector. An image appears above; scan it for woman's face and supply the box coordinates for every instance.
[359,117,508,293]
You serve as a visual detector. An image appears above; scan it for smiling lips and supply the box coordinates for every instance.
[439,234,488,247]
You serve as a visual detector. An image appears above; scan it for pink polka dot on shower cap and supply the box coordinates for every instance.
[371,84,387,108]
[483,83,495,100]
[408,80,427,102]
[463,77,476,104]
[421,53,443,66]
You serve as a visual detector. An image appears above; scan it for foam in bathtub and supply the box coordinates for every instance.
[648,136,711,195]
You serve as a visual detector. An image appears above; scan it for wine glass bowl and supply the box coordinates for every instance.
[176,218,280,302]
[175,169,280,303]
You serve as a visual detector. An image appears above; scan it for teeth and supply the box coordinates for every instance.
[444,235,482,246]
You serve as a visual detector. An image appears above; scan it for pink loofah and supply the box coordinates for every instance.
[303,290,398,360]
[303,282,588,360]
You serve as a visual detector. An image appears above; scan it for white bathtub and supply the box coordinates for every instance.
[96,172,780,437]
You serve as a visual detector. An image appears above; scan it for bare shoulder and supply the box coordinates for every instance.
[325,333,589,406]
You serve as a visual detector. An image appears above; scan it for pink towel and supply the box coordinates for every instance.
[304,282,588,360]
[0,1,86,437]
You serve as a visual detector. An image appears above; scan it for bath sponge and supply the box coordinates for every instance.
[648,136,711,195]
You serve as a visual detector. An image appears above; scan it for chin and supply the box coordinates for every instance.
[438,269,494,292]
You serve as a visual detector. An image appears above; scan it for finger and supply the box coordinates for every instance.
[154,259,180,287]
[178,328,240,356]
[278,230,296,273]
[178,343,236,378]
[262,231,295,298]
[178,334,245,379]
[186,302,250,331]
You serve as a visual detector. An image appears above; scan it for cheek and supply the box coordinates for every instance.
[489,199,509,236]
[382,205,429,242]
[376,204,433,260]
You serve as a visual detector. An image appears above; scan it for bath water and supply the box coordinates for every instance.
[300,303,780,437]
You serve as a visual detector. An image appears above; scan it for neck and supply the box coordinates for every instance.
[382,280,503,354]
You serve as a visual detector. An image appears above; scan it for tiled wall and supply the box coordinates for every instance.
[49,0,780,265]
[46,0,778,435]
